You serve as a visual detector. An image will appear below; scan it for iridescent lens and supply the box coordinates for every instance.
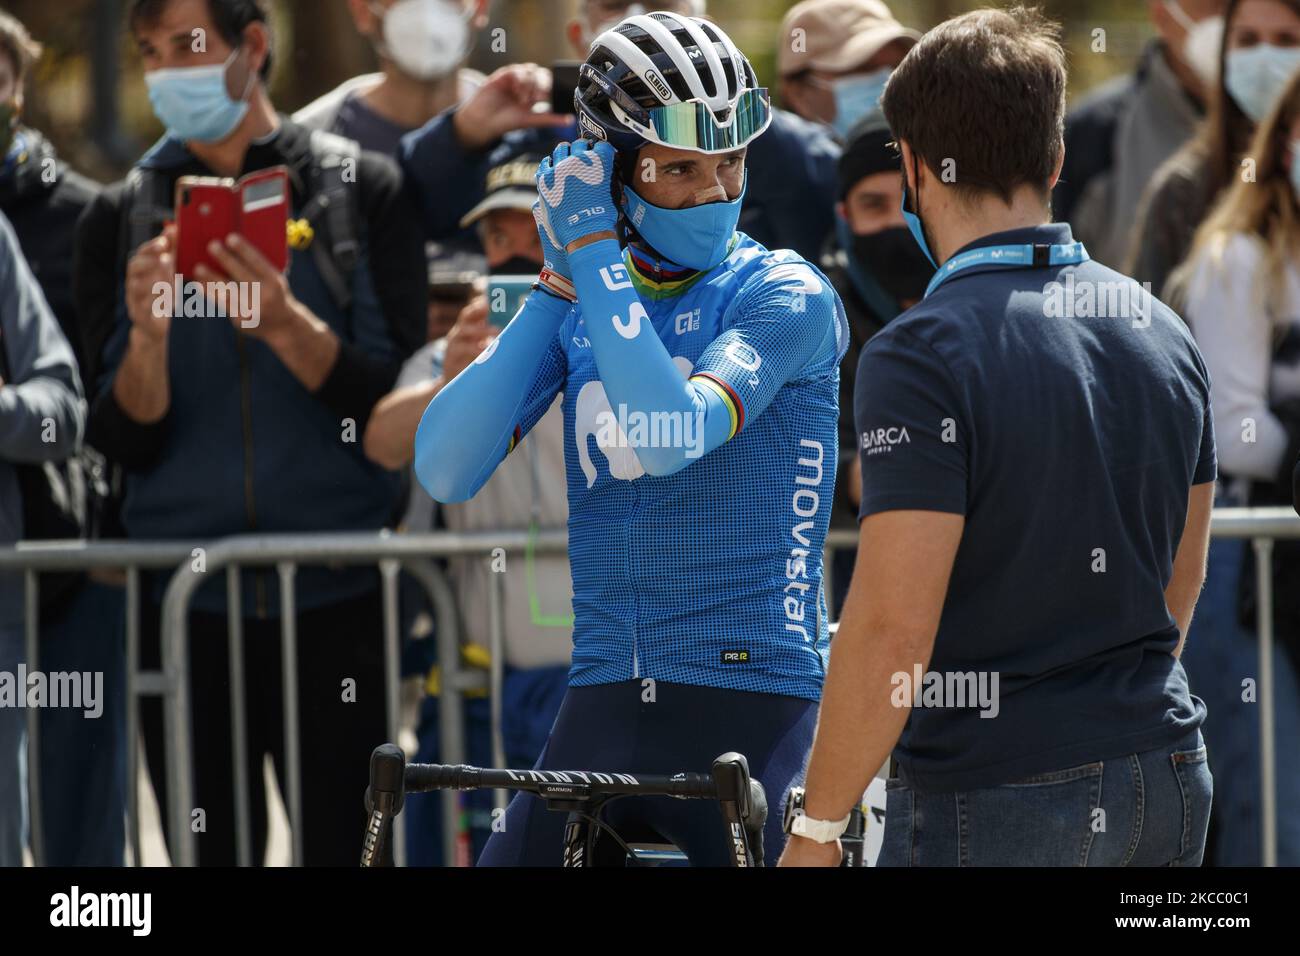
[647,88,771,152]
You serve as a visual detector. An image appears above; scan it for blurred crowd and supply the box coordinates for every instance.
[0,0,1298,867]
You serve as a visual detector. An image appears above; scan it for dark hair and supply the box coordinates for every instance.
[1193,0,1300,203]
[129,0,272,80]
[0,10,43,86]
[881,5,1066,203]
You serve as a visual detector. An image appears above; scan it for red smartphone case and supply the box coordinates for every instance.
[174,165,290,278]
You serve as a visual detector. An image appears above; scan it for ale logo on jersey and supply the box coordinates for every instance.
[860,426,911,456]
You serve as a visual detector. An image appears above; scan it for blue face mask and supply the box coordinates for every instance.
[145,48,254,144]
[900,162,938,268]
[828,67,892,140]
[1291,145,1300,200]
[1225,44,1300,123]
[621,178,746,272]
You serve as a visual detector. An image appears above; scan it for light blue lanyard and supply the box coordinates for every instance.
[924,241,1090,298]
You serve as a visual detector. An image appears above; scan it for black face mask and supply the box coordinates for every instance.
[849,226,935,305]
[491,255,542,276]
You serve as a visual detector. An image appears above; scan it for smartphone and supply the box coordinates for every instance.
[487,275,535,328]
[550,61,581,116]
[175,165,290,278]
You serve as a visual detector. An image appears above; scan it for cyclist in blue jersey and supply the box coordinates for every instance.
[414,10,848,865]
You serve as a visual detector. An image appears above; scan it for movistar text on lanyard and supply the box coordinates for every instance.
[924,241,1090,298]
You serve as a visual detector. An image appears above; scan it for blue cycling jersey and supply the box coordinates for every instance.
[417,233,848,701]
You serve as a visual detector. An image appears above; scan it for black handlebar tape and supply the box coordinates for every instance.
[746,778,768,867]
[710,752,752,812]
[367,743,405,815]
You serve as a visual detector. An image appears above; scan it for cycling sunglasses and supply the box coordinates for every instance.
[638,88,772,153]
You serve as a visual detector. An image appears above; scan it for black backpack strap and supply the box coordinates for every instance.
[118,165,174,277]
[304,128,362,313]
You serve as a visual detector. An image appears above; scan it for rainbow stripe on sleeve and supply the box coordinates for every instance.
[690,372,745,440]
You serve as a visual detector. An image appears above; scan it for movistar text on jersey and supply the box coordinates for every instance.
[594,405,705,459]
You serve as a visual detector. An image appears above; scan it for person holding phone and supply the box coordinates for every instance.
[414,12,848,866]
[73,0,427,866]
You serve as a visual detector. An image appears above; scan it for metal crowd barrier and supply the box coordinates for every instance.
[1,530,566,868]
[1,508,1296,867]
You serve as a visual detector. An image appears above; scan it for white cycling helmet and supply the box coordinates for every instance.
[574,11,772,155]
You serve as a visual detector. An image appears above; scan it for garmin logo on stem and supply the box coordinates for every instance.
[860,426,911,456]
[50,886,151,936]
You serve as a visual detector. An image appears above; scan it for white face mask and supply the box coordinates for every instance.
[1165,0,1224,88]
[374,0,472,81]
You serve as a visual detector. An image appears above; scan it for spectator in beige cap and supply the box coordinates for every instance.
[778,0,920,139]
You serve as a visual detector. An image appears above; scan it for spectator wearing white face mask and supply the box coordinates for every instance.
[1128,0,1300,298]
[1055,0,1227,270]
[1169,65,1300,866]
[294,0,491,156]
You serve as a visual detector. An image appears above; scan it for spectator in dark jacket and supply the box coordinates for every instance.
[0,210,85,868]
[819,111,931,616]
[74,0,426,866]
[0,9,129,868]
[767,0,918,259]
[1053,1,1225,269]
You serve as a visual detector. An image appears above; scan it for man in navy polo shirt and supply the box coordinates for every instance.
[781,7,1216,867]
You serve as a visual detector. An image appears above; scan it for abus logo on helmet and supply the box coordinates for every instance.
[578,111,606,141]
[860,427,911,456]
[644,68,672,101]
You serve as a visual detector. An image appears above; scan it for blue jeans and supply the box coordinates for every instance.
[1182,536,1300,865]
[879,728,1212,866]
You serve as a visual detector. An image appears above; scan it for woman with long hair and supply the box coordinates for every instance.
[1174,67,1300,866]
[1127,0,1300,298]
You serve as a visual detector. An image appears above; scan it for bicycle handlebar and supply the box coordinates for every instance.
[362,744,767,867]
[405,762,719,800]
